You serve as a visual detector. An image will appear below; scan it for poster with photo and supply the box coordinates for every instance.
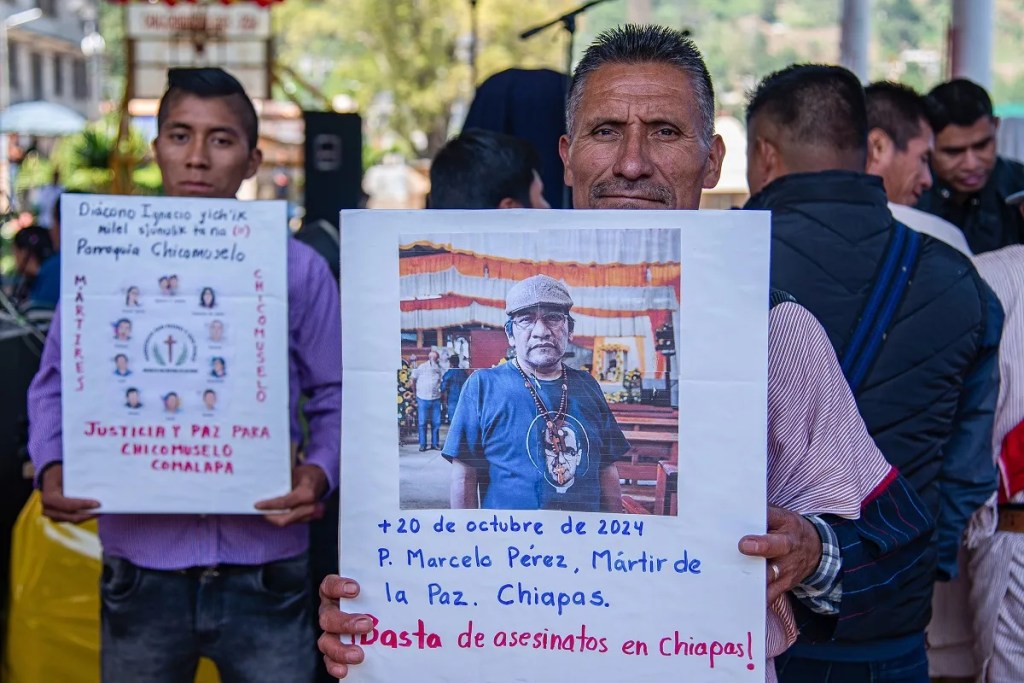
[60,194,291,513]
[339,209,772,681]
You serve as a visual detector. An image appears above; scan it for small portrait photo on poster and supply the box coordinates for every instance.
[199,286,216,309]
[397,229,680,515]
[125,387,142,410]
[113,318,132,342]
[113,353,131,377]
[209,319,225,344]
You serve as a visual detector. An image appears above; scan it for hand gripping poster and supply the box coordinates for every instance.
[339,209,771,681]
[60,195,290,513]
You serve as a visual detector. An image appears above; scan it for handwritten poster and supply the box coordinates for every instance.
[339,210,772,681]
[60,194,291,513]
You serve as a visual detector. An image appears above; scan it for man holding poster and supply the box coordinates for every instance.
[319,25,933,682]
[28,68,340,683]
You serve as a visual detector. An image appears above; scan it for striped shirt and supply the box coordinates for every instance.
[27,239,342,570]
[973,246,1024,502]
[763,302,907,680]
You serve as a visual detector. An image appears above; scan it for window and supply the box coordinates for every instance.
[31,52,43,100]
[73,59,88,100]
[53,54,64,97]
[7,41,18,91]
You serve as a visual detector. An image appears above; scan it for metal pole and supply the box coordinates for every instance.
[951,0,994,89]
[469,0,478,95]
[1,20,11,212]
[839,0,872,82]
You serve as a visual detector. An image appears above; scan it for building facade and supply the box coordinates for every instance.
[3,0,99,117]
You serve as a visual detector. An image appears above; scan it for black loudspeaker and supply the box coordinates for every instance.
[302,112,363,227]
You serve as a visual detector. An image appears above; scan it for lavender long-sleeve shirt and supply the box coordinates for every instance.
[27,239,341,570]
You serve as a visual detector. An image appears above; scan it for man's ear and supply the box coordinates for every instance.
[559,134,573,187]
[753,136,784,191]
[245,147,263,180]
[702,134,726,189]
[497,197,525,209]
[866,128,893,175]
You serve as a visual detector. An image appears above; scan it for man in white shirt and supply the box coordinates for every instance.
[410,350,443,451]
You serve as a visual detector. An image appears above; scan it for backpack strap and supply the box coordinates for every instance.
[839,222,922,394]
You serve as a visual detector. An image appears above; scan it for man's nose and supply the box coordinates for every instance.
[529,319,552,337]
[962,148,982,171]
[612,129,655,180]
[919,163,933,191]
[186,138,210,168]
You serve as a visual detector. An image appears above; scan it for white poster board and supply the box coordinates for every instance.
[60,195,291,514]
[339,210,772,681]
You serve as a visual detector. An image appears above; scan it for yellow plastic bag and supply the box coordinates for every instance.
[3,492,219,682]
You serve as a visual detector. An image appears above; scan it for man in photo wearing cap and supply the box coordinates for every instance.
[444,274,628,512]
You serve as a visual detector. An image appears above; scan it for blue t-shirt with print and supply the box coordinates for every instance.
[443,362,630,511]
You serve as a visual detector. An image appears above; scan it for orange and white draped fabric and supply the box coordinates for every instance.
[399,231,681,375]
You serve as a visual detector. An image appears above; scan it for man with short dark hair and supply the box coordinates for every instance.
[917,79,1024,253]
[746,64,1002,681]
[866,81,972,255]
[864,82,934,205]
[440,353,468,424]
[27,67,341,683]
[318,26,935,682]
[428,129,549,209]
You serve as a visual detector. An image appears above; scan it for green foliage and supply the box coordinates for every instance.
[48,116,160,195]
[97,0,1024,162]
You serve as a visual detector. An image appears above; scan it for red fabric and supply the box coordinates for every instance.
[1000,418,1024,503]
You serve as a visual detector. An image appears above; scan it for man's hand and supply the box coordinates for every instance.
[255,463,328,526]
[318,575,373,679]
[39,464,100,523]
[738,505,823,604]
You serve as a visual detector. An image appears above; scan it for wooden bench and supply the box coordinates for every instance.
[614,430,678,483]
[615,416,678,433]
[654,461,678,516]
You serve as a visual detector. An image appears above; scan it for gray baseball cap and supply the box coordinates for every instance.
[505,275,574,315]
[1006,189,1024,206]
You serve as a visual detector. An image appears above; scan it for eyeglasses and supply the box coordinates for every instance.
[511,312,569,330]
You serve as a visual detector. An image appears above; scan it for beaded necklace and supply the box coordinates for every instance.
[513,359,570,462]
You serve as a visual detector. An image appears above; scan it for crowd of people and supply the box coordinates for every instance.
[13,20,1024,683]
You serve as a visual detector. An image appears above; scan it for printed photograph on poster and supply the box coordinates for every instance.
[340,209,772,683]
[398,230,681,515]
[59,194,292,513]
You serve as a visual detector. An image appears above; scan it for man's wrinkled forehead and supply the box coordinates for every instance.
[573,62,697,127]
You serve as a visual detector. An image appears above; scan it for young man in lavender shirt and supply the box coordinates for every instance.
[27,68,341,683]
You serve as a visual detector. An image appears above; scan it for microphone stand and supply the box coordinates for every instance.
[468,0,479,95]
[520,0,617,208]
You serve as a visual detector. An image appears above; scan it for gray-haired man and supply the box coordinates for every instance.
[446,275,626,512]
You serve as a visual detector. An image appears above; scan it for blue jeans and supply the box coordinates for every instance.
[775,643,929,683]
[100,554,315,683]
[417,397,441,447]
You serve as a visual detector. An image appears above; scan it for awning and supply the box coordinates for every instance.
[0,101,87,136]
